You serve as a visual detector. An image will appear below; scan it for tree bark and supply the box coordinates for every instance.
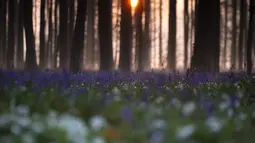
[184,0,189,69]
[191,0,220,72]
[0,0,7,68]
[119,0,132,72]
[246,0,255,74]
[40,0,46,69]
[17,0,24,69]
[24,0,37,69]
[98,0,113,71]
[70,0,87,73]
[168,0,177,69]
[231,0,237,68]
[143,0,151,70]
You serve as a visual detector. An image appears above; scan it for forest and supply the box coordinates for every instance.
[0,0,255,143]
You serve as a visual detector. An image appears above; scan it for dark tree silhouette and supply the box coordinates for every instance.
[159,0,162,66]
[70,0,87,73]
[238,0,247,70]
[184,0,189,69]
[87,0,95,69]
[17,0,24,69]
[246,0,255,74]
[168,0,177,70]
[40,0,46,69]
[98,0,114,71]
[191,0,220,72]
[231,0,237,67]
[7,0,16,68]
[223,0,228,69]
[24,0,37,69]
[134,0,144,70]
[143,0,151,70]
[0,0,7,68]
[119,0,132,71]
[59,0,69,69]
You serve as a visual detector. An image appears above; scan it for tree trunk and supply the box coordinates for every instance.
[168,0,177,69]
[7,0,16,69]
[184,0,189,69]
[191,0,220,72]
[246,0,255,74]
[70,0,87,73]
[98,0,113,71]
[58,0,69,69]
[0,0,7,68]
[159,0,162,67]
[231,0,237,68]
[86,0,95,69]
[223,0,228,69]
[17,0,24,69]
[143,0,151,70]
[238,0,247,70]
[24,0,37,69]
[119,0,132,72]
[135,0,144,70]
[40,0,46,69]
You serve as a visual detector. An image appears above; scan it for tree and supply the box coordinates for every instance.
[86,0,95,69]
[58,0,69,69]
[119,0,132,71]
[70,0,87,73]
[168,0,177,70]
[143,0,151,70]
[135,0,144,70]
[191,0,220,72]
[7,0,16,69]
[24,0,37,69]
[98,0,113,71]
[40,0,46,69]
[184,0,189,69]
[231,0,237,67]
[246,0,255,74]
[17,0,24,69]
[159,0,162,66]
[0,0,7,68]
[238,0,247,70]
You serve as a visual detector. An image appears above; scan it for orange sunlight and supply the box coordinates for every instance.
[130,0,138,8]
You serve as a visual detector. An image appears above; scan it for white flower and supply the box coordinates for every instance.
[151,119,166,129]
[0,114,11,126]
[90,115,107,131]
[227,109,234,117]
[219,102,229,111]
[176,124,196,140]
[237,112,247,121]
[155,97,164,104]
[91,137,106,143]
[31,121,45,133]
[112,87,121,96]
[182,102,196,116]
[11,124,21,135]
[22,132,35,143]
[15,116,31,127]
[15,105,30,116]
[205,116,223,133]
[49,114,88,143]
[171,98,181,109]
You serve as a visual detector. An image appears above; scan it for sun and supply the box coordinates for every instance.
[130,0,138,8]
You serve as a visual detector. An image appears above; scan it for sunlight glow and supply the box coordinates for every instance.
[130,0,138,8]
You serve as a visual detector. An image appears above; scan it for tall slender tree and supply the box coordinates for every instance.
[24,0,37,69]
[17,0,24,69]
[7,0,16,68]
[184,0,189,69]
[238,0,247,70]
[231,0,237,67]
[70,0,87,73]
[59,0,69,69]
[98,0,114,71]
[223,0,228,69]
[87,0,95,69]
[191,0,220,72]
[246,0,255,74]
[143,0,151,70]
[159,0,162,66]
[40,0,46,69]
[0,0,7,68]
[119,0,132,71]
[168,0,177,69]
[135,0,144,70]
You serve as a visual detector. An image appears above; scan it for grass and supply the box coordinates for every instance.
[0,69,255,143]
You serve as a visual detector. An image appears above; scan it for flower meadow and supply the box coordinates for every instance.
[0,69,255,143]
